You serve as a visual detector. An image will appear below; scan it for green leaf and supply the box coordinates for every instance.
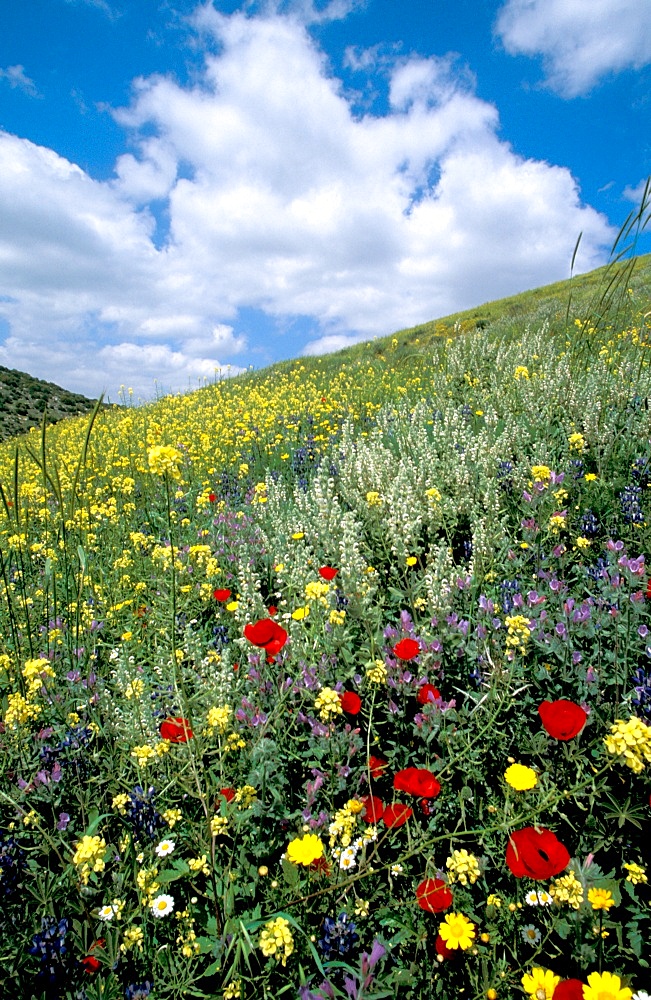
[281,858,300,888]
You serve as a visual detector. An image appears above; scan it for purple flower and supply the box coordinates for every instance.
[57,813,70,831]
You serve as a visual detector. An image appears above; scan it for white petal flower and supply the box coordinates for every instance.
[150,893,175,918]
[155,839,175,857]
[97,904,116,921]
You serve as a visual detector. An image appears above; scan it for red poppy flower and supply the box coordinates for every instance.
[416,878,453,913]
[393,767,441,799]
[340,691,362,714]
[361,795,385,822]
[159,717,194,743]
[208,493,217,502]
[243,618,288,657]
[538,700,587,740]
[434,933,456,960]
[81,939,105,975]
[417,683,441,705]
[219,787,236,803]
[393,638,420,661]
[318,566,339,581]
[505,826,570,880]
[267,605,278,616]
[382,803,413,828]
[213,588,231,602]
[553,980,585,1000]
[368,755,387,779]
[647,577,651,599]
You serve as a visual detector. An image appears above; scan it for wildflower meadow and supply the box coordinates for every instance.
[1,237,651,1000]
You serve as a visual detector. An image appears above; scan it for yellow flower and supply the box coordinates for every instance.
[521,968,561,999]
[583,971,633,1000]
[314,686,343,722]
[259,916,294,966]
[531,465,552,484]
[549,870,584,910]
[438,912,476,951]
[584,473,597,482]
[291,606,310,620]
[286,834,325,867]
[504,763,537,791]
[291,531,305,540]
[568,432,586,453]
[514,365,530,380]
[147,444,183,480]
[406,556,417,566]
[587,887,615,910]
[623,861,647,884]
[446,849,481,885]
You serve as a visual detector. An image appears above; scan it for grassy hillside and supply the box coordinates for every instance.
[0,251,650,1000]
[0,365,101,443]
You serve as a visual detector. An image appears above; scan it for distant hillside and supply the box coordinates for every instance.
[0,366,101,442]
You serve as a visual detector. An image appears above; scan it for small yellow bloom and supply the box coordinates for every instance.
[587,887,615,911]
[291,606,310,620]
[406,556,417,566]
[504,763,537,791]
[286,834,324,867]
[438,912,476,950]
[521,968,560,999]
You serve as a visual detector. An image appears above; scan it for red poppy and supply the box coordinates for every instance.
[382,803,413,828]
[159,717,194,743]
[267,605,278,616]
[81,955,101,974]
[393,638,420,661]
[553,980,585,1000]
[361,795,385,822]
[416,877,453,913]
[340,691,362,715]
[219,787,236,803]
[538,700,587,740]
[81,939,105,975]
[434,933,456,960]
[368,755,388,779]
[505,826,570,880]
[243,618,288,657]
[208,493,217,502]
[417,683,441,705]
[318,566,339,581]
[213,588,232,602]
[393,767,441,799]
[647,577,651,599]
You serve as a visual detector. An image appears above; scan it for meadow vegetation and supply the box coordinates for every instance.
[1,245,651,1000]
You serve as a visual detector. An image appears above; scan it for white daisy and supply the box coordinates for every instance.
[97,904,116,921]
[525,890,539,906]
[339,847,358,871]
[150,893,175,918]
[632,992,650,1000]
[521,924,542,946]
[537,890,553,906]
[391,863,404,876]
[155,839,175,858]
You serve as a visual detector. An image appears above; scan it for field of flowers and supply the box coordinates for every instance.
[0,261,651,1000]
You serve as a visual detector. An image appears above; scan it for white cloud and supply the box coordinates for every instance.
[496,0,651,97]
[0,65,40,98]
[0,7,615,399]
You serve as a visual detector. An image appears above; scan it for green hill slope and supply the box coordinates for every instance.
[0,365,101,442]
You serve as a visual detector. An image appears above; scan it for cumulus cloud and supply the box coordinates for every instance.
[0,6,614,398]
[495,0,651,97]
[0,65,40,97]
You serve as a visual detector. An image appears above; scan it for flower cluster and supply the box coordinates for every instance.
[604,717,651,772]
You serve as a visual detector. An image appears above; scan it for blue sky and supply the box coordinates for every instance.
[1,0,650,400]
